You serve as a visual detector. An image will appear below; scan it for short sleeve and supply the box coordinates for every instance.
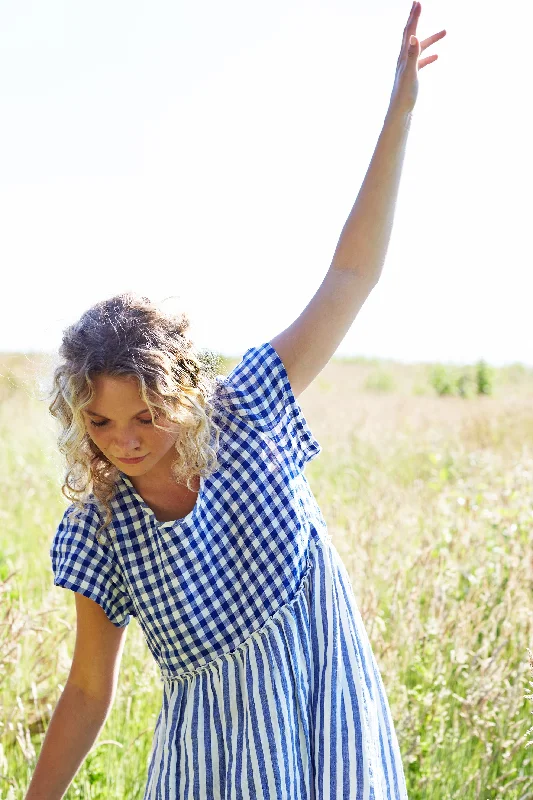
[222,341,321,470]
[50,503,135,628]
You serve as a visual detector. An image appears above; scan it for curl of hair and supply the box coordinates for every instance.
[48,292,223,542]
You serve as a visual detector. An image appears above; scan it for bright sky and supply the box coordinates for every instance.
[0,0,530,367]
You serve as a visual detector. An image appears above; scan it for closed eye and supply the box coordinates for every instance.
[90,418,153,428]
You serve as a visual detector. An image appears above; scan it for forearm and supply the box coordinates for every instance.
[330,107,413,282]
[24,682,112,800]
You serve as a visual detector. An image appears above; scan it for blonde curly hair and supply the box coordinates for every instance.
[48,292,223,539]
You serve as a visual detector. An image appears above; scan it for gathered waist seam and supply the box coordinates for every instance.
[159,552,313,686]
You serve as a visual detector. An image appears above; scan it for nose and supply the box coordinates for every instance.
[110,432,142,456]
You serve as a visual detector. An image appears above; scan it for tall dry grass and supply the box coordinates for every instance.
[1,351,532,799]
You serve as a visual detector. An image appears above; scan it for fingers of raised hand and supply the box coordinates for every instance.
[404,2,420,37]
[403,3,447,60]
[398,2,419,63]
[418,55,439,70]
[420,29,447,53]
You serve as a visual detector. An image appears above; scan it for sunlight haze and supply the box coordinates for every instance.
[0,0,530,366]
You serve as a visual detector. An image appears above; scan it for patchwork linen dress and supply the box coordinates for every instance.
[50,342,408,800]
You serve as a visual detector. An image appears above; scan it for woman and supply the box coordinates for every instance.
[26,4,445,798]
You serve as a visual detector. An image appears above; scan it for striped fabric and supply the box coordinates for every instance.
[50,342,408,799]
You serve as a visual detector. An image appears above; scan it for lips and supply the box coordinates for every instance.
[117,455,148,463]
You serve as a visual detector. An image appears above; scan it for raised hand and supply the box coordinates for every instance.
[389,2,447,115]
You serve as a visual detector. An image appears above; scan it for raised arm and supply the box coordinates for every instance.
[270,2,446,399]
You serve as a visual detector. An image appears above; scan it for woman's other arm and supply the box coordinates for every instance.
[25,593,129,799]
[24,682,113,800]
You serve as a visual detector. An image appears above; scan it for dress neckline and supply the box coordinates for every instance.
[119,471,205,529]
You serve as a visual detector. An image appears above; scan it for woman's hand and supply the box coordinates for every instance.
[389,2,447,116]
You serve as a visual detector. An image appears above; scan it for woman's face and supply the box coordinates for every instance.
[82,374,178,477]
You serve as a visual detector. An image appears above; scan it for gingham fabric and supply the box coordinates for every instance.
[50,341,408,800]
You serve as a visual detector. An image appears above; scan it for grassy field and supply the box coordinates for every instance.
[1,351,532,799]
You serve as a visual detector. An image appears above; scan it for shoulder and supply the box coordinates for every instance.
[214,343,286,421]
[223,343,280,388]
[56,500,99,530]
[53,499,108,551]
